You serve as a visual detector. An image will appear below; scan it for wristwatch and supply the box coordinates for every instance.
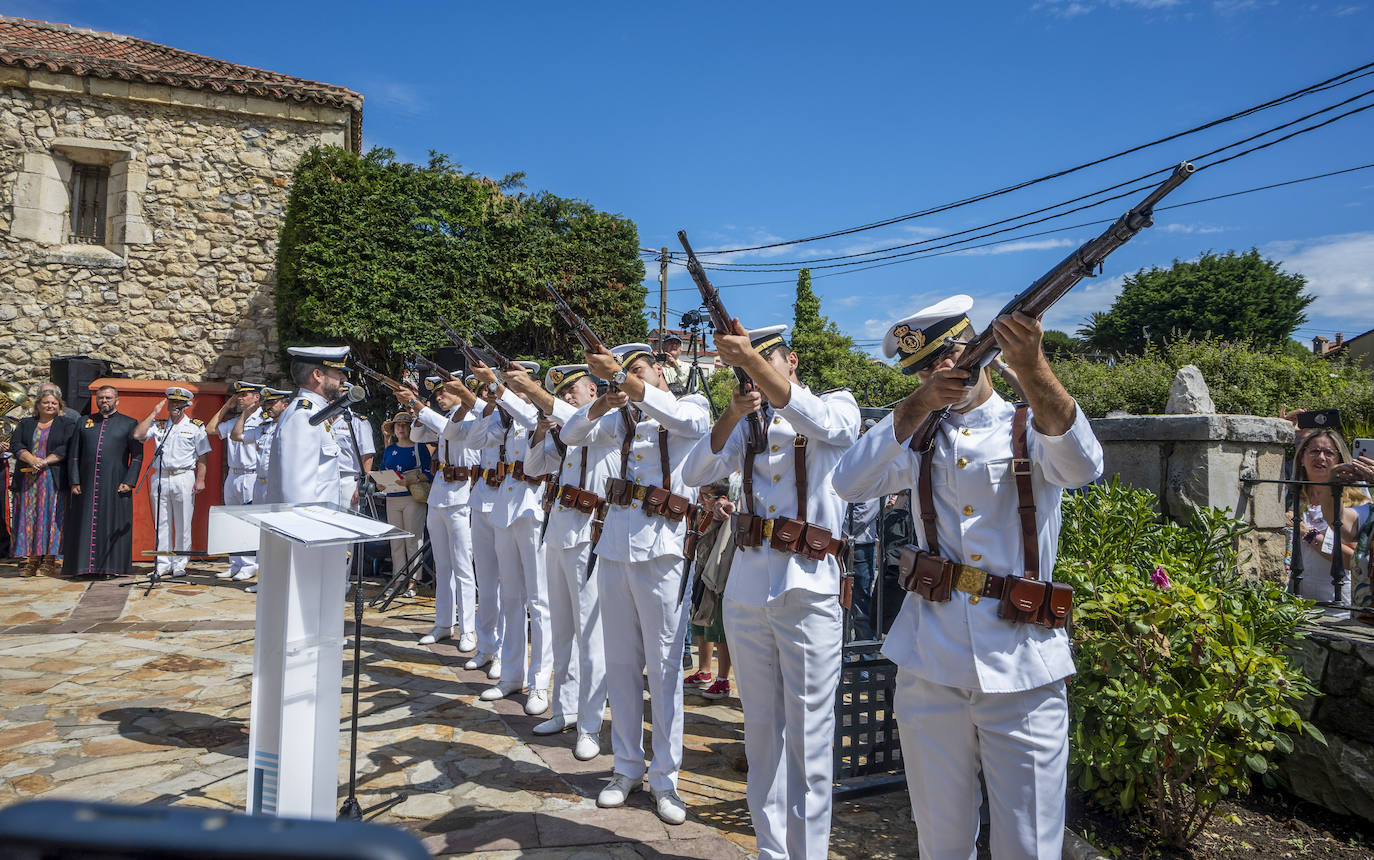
[611,369,627,386]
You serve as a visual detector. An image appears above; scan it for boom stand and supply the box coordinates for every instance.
[125,435,189,594]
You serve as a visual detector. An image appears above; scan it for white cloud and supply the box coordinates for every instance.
[957,237,1077,256]
[1034,0,1186,16]
[1160,222,1229,234]
[1261,231,1374,333]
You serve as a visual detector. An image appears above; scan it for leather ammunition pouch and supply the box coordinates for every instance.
[768,517,806,553]
[604,477,631,507]
[484,461,507,488]
[441,464,472,483]
[996,576,1073,628]
[735,513,764,548]
[898,546,955,603]
[840,573,854,611]
[558,483,602,515]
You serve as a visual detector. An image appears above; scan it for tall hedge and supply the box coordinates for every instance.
[275,147,647,374]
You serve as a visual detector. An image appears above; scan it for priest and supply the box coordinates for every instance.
[65,385,143,577]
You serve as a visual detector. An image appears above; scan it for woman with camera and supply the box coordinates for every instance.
[1288,428,1369,607]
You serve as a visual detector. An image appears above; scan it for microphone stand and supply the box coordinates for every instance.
[124,430,187,594]
[336,401,404,821]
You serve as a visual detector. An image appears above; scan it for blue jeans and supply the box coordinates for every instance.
[848,542,877,642]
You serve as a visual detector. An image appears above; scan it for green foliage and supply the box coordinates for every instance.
[1057,479,1324,847]
[1082,250,1313,354]
[1052,337,1374,427]
[275,147,647,376]
[786,268,919,407]
[1042,328,1086,358]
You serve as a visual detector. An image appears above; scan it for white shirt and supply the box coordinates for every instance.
[561,385,710,563]
[247,419,276,483]
[262,389,342,505]
[149,414,210,470]
[412,405,480,509]
[218,413,262,473]
[470,390,550,528]
[333,414,376,476]
[682,383,860,606]
[526,400,623,550]
[833,394,1103,694]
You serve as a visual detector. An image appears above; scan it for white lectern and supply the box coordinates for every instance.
[210,502,407,820]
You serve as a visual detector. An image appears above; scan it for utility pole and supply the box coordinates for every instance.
[658,247,669,348]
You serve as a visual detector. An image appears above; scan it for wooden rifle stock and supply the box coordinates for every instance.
[909,162,1196,452]
[545,282,606,353]
[353,360,416,394]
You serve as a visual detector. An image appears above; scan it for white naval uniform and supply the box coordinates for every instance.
[681,383,860,860]
[147,415,210,574]
[525,398,617,737]
[560,386,710,793]
[262,390,343,506]
[219,414,263,577]
[467,406,508,661]
[332,413,376,511]
[476,390,553,693]
[833,393,1103,860]
[245,419,277,494]
[412,405,481,638]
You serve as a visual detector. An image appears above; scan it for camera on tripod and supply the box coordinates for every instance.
[680,309,709,329]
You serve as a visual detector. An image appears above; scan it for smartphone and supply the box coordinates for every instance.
[1354,438,1374,463]
[1297,408,1342,430]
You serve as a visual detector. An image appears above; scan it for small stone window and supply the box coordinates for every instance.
[68,163,109,245]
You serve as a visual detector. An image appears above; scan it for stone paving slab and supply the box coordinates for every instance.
[0,558,930,857]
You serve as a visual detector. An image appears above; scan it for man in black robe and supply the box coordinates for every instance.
[65,385,143,577]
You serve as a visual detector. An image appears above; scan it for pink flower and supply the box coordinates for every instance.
[1150,566,1172,590]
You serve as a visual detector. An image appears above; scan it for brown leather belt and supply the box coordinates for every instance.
[735,515,847,560]
[897,546,1071,628]
[605,478,693,523]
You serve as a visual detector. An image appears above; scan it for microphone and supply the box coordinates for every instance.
[309,383,365,427]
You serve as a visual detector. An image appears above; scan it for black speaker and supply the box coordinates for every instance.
[49,355,112,414]
[434,347,467,376]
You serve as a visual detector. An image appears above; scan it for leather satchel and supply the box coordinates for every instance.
[898,545,954,602]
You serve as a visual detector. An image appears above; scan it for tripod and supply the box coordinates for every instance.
[682,324,718,419]
[124,432,189,594]
[370,534,435,611]
[336,402,405,821]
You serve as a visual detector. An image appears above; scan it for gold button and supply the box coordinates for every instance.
[957,457,969,469]
[631,502,638,509]
[773,416,781,425]
[772,475,781,482]
[961,428,971,436]
[771,444,779,452]
[768,505,776,513]
[963,505,974,516]
[970,553,982,561]
[636,454,642,461]
[636,434,642,440]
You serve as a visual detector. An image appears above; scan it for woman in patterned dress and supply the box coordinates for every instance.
[11,391,74,576]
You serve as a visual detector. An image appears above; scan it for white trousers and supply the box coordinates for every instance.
[150,470,195,574]
[222,472,257,575]
[427,503,475,634]
[493,517,552,690]
[546,540,607,734]
[338,474,359,511]
[600,555,690,793]
[385,494,427,581]
[469,512,504,657]
[894,670,1068,860]
[724,593,843,860]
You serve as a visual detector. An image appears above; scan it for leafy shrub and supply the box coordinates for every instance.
[1052,337,1374,427]
[1057,478,1324,847]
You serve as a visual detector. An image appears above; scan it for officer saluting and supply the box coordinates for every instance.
[833,296,1103,859]
[262,346,351,506]
[134,387,210,577]
[210,381,264,581]
[682,323,859,860]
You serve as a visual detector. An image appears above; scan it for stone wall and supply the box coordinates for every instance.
[0,69,354,389]
[1279,618,1374,824]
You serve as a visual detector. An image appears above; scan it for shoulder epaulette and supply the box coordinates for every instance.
[190,418,204,427]
[296,399,313,410]
[154,418,168,428]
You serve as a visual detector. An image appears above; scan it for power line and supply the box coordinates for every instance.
[686,60,1374,256]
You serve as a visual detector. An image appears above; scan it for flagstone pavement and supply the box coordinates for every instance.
[0,559,918,858]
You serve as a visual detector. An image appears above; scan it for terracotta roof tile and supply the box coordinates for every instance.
[0,16,362,114]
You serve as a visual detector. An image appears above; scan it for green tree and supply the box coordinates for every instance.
[275,147,646,375]
[1085,250,1313,354]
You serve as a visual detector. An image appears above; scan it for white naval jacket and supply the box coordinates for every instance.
[245,419,276,487]
[526,400,623,551]
[832,393,1103,694]
[681,383,860,606]
[468,390,549,528]
[218,414,262,473]
[560,385,710,564]
[411,405,480,509]
[262,388,342,505]
[148,414,210,470]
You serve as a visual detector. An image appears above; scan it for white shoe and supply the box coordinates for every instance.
[479,682,523,702]
[574,732,601,761]
[652,788,687,825]
[597,773,640,808]
[419,625,452,646]
[457,632,477,653]
[216,569,234,580]
[464,651,493,671]
[524,691,549,716]
[532,715,574,736]
[486,660,503,680]
[244,585,257,594]
[232,569,255,581]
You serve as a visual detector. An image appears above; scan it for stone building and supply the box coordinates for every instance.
[0,16,362,388]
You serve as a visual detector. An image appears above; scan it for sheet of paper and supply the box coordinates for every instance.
[369,469,406,494]
[298,504,396,537]
[252,510,358,543]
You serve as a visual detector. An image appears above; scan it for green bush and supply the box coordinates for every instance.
[1052,337,1374,429]
[1057,479,1324,847]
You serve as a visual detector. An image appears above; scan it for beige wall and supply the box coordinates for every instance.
[0,68,354,388]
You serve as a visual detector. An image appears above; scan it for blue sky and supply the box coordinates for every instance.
[22,1,1374,354]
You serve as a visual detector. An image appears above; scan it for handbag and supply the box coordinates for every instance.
[402,454,431,502]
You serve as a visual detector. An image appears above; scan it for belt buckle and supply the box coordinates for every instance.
[632,485,648,501]
[761,519,775,540]
[954,564,988,605]
[1011,458,1032,477]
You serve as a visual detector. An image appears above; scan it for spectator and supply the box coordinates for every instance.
[11,390,74,576]
[379,411,431,579]
[1332,455,1374,615]
[685,479,735,700]
[843,495,882,641]
[1289,429,1368,607]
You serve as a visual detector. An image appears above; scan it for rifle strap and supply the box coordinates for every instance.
[618,408,635,476]
[794,435,809,522]
[579,446,589,489]
[552,427,567,459]
[742,428,756,517]
[916,403,1037,577]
